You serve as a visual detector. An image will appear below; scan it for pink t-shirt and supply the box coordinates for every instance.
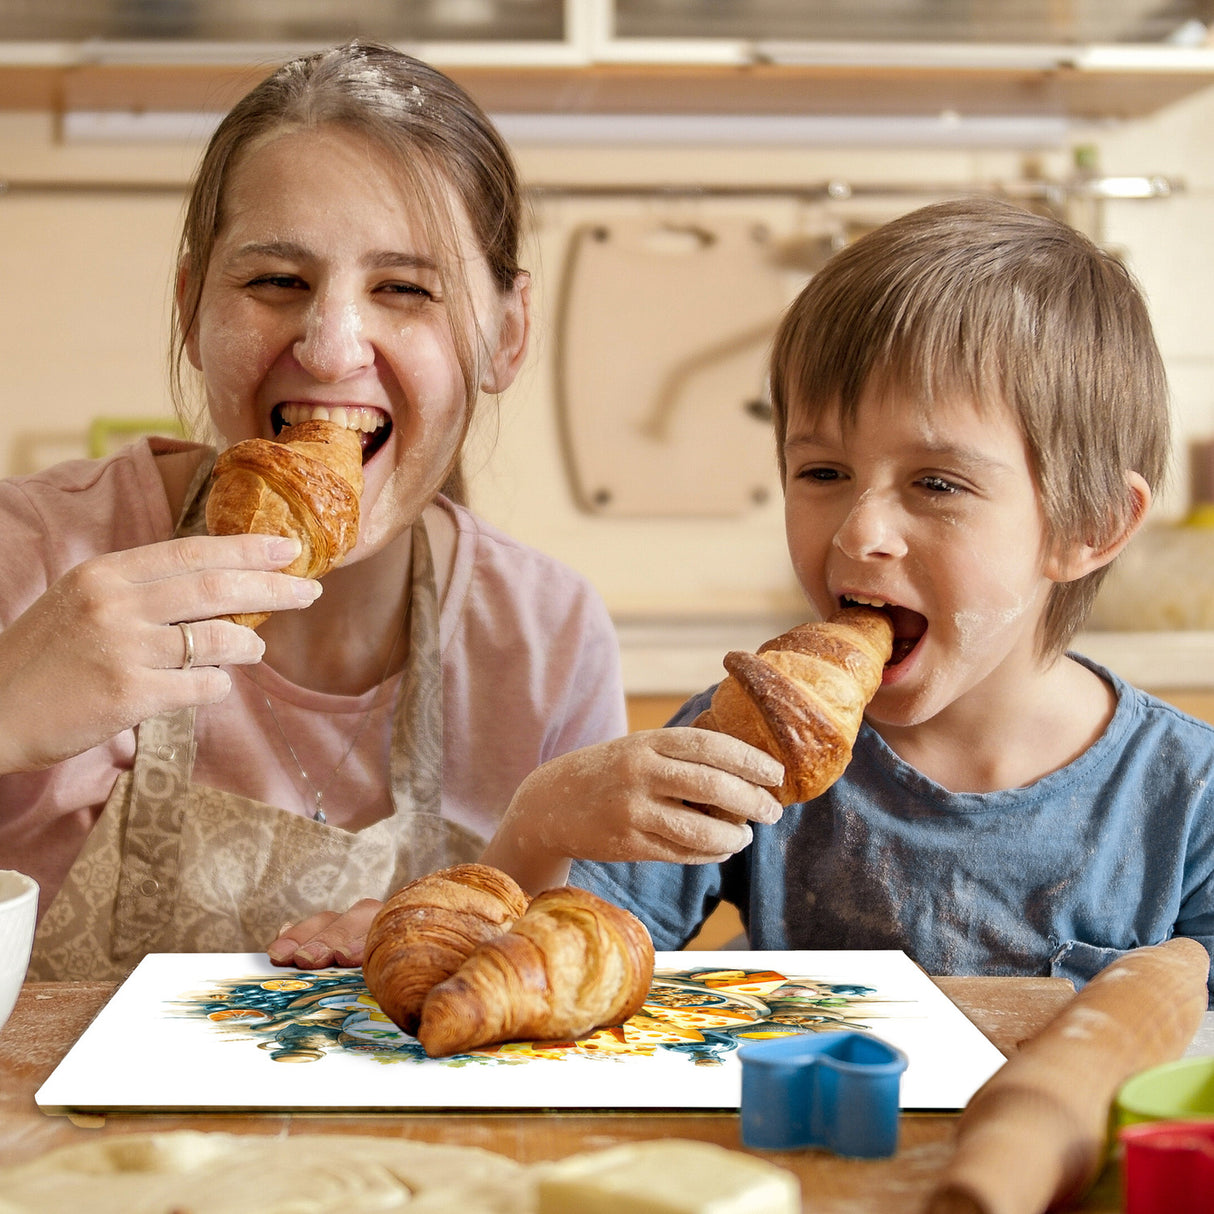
[0,439,627,915]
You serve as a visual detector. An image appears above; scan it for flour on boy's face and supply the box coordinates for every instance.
[782,386,1058,729]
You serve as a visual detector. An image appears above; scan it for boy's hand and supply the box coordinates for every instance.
[483,728,785,893]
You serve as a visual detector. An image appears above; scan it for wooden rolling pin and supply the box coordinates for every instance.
[925,937,1210,1214]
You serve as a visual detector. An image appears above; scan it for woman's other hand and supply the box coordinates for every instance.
[267,898,383,968]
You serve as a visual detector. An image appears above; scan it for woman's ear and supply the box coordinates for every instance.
[479,272,531,394]
[1045,470,1152,583]
[176,261,203,371]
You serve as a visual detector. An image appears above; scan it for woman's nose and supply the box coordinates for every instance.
[292,294,373,380]
[833,489,908,560]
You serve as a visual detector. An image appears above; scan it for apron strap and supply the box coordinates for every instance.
[390,519,442,812]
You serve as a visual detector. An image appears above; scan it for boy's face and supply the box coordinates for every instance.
[783,384,1067,729]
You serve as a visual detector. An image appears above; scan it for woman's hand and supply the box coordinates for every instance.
[0,533,321,774]
[267,899,382,968]
[481,728,785,894]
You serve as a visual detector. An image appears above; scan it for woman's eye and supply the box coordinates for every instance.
[380,281,437,301]
[247,273,305,290]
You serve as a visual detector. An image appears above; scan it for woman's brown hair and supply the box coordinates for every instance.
[171,40,526,502]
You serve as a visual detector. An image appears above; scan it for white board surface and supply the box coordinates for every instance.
[36,950,1005,1114]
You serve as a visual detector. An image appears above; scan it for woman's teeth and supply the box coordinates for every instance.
[278,402,385,434]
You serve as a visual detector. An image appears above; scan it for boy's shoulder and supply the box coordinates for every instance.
[1076,651,1214,739]
[1068,654,1214,798]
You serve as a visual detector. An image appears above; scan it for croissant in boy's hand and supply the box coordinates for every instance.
[362,864,655,1058]
[694,605,893,805]
[205,418,364,628]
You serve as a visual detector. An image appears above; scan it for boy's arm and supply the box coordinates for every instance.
[479,728,784,896]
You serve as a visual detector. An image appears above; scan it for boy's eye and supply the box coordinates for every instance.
[797,466,842,483]
[918,474,963,494]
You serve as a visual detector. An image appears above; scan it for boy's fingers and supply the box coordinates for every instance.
[651,726,785,789]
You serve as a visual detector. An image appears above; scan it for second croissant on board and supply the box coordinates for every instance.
[363,864,530,1037]
[694,605,893,805]
[205,418,364,628]
[416,885,656,1058]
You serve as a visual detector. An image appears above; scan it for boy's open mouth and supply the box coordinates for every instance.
[840,595,926,665]
[273,403,392,463]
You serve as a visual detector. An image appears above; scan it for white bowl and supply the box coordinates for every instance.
[0,870,38,1037]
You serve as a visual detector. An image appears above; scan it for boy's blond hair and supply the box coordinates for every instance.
[770,195,1170,659]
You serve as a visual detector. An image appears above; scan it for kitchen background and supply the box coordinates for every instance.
[4,0,1214,724]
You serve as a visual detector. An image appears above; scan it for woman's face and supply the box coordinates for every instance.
[184,124,526,558]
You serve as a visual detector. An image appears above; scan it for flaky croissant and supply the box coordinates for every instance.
[363,864,530,1037]
[416,885,655,1058]
[694,605,893,805]
[205,419,364,628]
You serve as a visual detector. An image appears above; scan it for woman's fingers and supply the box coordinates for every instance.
[267,899,383,968]
[0,534,323,774]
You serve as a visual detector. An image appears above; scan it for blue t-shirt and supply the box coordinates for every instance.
[573,656,1214,997]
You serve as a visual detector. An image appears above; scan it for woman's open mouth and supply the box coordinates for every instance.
[273,403,392,463]
[841,595,927,665]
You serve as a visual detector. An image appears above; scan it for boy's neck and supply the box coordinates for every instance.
[869,655,1117,794]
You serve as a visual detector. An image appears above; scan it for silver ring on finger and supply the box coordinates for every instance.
[178,621,196,671]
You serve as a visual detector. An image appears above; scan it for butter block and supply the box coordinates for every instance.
[535,1139,800,1214]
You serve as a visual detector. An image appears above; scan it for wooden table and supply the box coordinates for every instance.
[0,975,1128,1212]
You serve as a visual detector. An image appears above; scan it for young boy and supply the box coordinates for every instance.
[485,195,1214,996]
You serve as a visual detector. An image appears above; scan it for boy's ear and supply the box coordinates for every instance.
[480,271,531,394]
[1045,470,1152,583]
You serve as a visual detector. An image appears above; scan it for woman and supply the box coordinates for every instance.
[3,41,625,980]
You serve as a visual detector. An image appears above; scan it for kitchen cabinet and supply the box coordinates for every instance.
[3,0,1214,122]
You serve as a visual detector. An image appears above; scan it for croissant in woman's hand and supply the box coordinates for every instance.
[694,605,893,805]
[205,418,364,628]
[363,864,529,1036]
[417,885,655,1058]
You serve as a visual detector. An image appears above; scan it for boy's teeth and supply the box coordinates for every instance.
[845,595,890,608]
[279,403,385,432]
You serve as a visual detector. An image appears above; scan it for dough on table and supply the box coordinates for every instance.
[0,1132,800,1214]
[0,1131,530,1214]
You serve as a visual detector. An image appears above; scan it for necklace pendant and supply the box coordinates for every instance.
[314,795,327,825]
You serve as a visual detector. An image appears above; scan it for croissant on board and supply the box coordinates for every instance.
[205,418,364,628]
[363,864,530,1037]
[416,885,655,1058]
[694,605,893,805]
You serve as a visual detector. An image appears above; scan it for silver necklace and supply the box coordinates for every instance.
[259,605,409,824]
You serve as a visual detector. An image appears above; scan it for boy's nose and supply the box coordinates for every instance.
[292,295,374,380]
[833,490,908,560]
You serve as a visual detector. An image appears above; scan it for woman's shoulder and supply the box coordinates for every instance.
[2,438,198,543]
[440,496,605,602]
[436,497,616,651]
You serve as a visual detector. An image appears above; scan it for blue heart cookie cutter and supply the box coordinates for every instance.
[738,1030,908,1158]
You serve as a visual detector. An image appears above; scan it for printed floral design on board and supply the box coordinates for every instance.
[174,966,909,1067]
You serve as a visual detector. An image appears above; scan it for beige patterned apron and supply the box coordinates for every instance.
[30,456,480,981]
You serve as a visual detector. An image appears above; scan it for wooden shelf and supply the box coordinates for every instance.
[1,58,1213,121]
